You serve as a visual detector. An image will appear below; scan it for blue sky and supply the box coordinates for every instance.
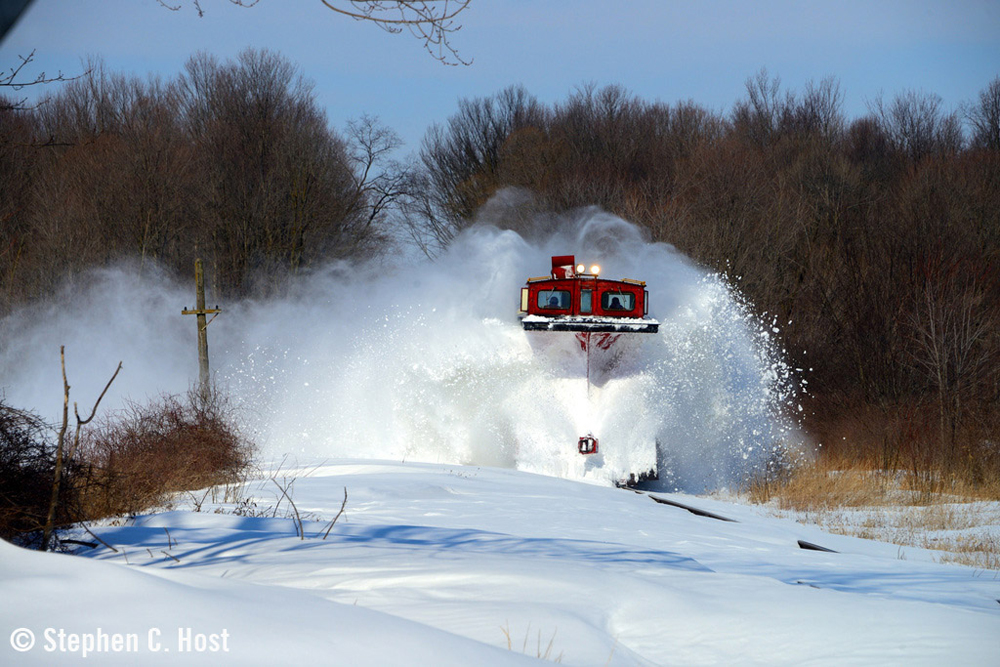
[2,1,998,152]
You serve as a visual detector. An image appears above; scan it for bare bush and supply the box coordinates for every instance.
[0,400,74,547]
[1,380,256,548]
[76,385,255,518]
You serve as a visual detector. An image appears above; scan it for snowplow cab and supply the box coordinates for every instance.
[518,255,658,333]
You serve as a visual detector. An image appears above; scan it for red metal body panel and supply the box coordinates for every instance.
[524,277,646,319]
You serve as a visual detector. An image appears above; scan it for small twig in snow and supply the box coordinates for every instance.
[78,521,118,553]
[321,487,348,539]
[271,478,303,539]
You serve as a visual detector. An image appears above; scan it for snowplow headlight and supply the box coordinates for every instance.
[590,265,600,276]
[576,264,585,274]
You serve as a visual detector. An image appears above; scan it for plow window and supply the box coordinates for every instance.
[601,292,634,311]
[538,290,570,309]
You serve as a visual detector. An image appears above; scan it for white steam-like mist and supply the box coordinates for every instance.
[0,208,804,492]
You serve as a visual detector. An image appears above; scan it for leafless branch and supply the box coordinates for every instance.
[156,0,260,17]
[161,0,471,65]
[68,361,122,461]
[344,114,413,249]
[77,521,119,553]
[2,49,92,112]
[320,1,471,65]
[321,487,348,539]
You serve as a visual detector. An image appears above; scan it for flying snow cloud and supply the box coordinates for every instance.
[0,206,805,492]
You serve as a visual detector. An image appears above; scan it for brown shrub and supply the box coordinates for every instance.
[0,401,83,547]
[75,386,255,518]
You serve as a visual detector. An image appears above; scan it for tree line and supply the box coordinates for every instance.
[2,53,999,480]
[1,48,405,306]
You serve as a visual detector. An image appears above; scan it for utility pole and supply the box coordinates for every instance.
[182,258,221,396]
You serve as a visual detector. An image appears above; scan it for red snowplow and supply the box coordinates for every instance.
[519,255,659,480]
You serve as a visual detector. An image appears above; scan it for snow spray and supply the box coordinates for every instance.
[0,207,804,492]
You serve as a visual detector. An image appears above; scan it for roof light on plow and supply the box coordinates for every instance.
[576,263,586,274]
[590,264,601,276]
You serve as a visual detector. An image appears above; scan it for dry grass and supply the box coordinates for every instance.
[801,393,1000,494]
[748,454,1000,570]
[753,450,1000,507]
[500,622,563,663]
[935,534,1000,571]
[745,394,1000,570]
[751,463,1000,511]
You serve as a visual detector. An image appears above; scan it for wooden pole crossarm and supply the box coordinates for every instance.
[181,307,222,315]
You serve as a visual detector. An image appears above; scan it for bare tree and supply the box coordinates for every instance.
[417,84,544,244]
[0,99,40,309]
[869,89,963,162]
[42,347,121,551]
[908,260,1000,462]
[176,48,390,295]
[19,59,201,293]
[732,68,787,146]
[733,71,845,144]
[343,114,413,251]
[159,0,472,65]
[965,76,1000,151]
[786,76,845,139]
[2,49,403,307]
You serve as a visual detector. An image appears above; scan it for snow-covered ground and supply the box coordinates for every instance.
[749,495,1000,571]
[4,459,999,665]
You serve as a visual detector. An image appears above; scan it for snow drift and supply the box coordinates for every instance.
[4,460,999,665]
